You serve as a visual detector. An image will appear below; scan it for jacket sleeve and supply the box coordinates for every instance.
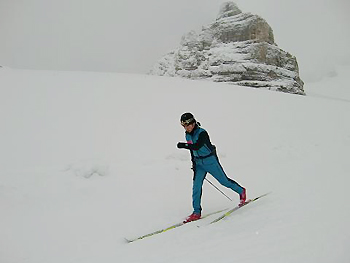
[184,131,209,151]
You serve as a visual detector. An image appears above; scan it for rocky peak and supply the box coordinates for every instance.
[217,2,242,19]
[150,2,304,95]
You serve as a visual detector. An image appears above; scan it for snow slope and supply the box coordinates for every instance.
[0,66,349,263]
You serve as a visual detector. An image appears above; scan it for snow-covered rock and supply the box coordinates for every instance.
[150,2,304,95]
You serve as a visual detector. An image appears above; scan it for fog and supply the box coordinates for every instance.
[1,0,349,83]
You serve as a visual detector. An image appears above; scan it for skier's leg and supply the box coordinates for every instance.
[192,165,207,214]
[207,158,244,195]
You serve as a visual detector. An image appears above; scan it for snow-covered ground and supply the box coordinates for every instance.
[1,66,349,263]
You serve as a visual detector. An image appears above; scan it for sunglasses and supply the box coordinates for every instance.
[181,118,195,127]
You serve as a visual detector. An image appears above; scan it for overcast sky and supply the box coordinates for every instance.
[1,0,349,83]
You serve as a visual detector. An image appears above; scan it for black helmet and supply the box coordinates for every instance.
[180,112,196,126]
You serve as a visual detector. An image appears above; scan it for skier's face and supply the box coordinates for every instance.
[183,122,195,133]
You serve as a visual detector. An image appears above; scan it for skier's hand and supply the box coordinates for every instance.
[177,142,188,149]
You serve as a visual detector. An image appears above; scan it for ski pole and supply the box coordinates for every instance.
[205,178,233,201]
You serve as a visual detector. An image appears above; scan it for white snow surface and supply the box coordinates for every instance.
[1,66,350,263]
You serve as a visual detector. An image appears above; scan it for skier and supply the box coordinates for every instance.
[177,112,246,223]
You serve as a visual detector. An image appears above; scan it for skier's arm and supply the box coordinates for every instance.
[177,131,209,150]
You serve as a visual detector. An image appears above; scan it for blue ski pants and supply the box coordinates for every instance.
[192,155,244,214]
